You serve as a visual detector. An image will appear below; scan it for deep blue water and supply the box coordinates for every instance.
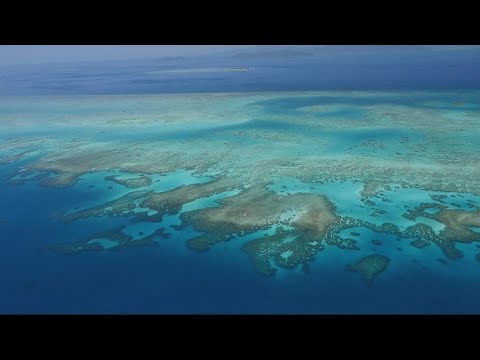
[0,179,480,313]
[2,178,480,314]
[1,46,480,95]
[2,131,480,314]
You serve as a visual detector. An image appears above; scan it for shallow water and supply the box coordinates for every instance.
[2,87,480,313]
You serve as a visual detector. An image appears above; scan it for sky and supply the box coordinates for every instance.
[0,45,257,66]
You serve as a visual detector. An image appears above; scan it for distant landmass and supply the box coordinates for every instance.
[233,49,314,58]
[147,67,254,74]
[157,56,185,61]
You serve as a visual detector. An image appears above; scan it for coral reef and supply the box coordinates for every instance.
[5,91,480,280]
[178,185,367,275]
[54,177,239,227]
[105,174,152,188]
[58,190,152,223]
[360,181,384,204]
[243,229,326,276]
[5,91,480,197]
[346,254,390,284]
[50,226,131,254]
[0,151,31,165]
[326,237,359,250]
[40,172,84,188]
[182,185,339,254]
[140,177,238,219]
[403,204,480,259]
[12,138,224,189]
[49,226,169,255]
[403,203,446,221]
[410,238,430,249]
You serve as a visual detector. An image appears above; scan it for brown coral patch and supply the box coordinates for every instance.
[410,238,430,249]
[57,190,152,223]
[346,254,390,285]
[140,177,237,217]
[105,174,152,188]
[180,185,346,275]
[403,204,480,259]
[181,185,340,253]
[49,226,169,255]
[40,172,83,188]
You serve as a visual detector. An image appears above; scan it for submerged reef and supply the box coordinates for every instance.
[325,237,359,250]
[5,91,480,282]
[360,181,387,204]
[181,184,338,249]
[404,203,480,259]
[47,173,480,277]
[17,140,224,188]
[346,254,390,284]
[49,226,169,255]
[53,177,239,228]
[105,174,152,188]
[56,190,152,223]
[40,171,84,188]
[241,228,316,276]
[179,184,365,275]
[0,151,31,165]
[139,177,238,221]
[5,92,480,196]
[410,238,430,249]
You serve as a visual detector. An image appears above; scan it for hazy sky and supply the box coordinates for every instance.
[0,45,257,65]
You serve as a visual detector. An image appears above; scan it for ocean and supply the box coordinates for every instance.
[1,46,480,314]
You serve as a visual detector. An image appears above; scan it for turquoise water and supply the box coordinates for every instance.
[2,87,480,313]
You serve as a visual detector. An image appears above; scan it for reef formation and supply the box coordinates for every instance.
[49,226,169,254]
[346,254,390,284]
[3,91,480,284]
[105,174,152,188]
